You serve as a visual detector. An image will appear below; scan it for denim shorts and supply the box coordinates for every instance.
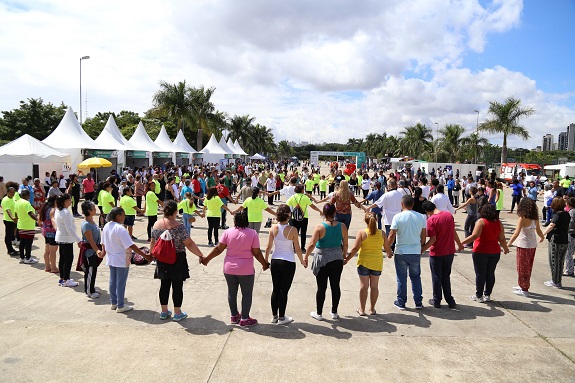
[123,215,135,227]
[357,264,382,276]
[44,236,57,246]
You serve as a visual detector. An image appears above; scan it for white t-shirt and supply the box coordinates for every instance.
[375,189,403,225]
[421,185,430,199]
[102,221,133,268]
[251,175,259,187]
[279,185,296,200]
[266,178,276,192]
[430,193,456,214]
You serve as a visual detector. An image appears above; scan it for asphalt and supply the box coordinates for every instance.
[1,179,574,383]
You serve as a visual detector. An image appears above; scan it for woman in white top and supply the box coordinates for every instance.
[55,194,82,287]
[101,207,150,312]
[264,204,305,325]
[361,175,371,199]
[507,198,544,297]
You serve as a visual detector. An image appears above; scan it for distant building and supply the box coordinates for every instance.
[535,146,542,152]
[558,131,568,150]
[568,123,575,151]
[542,134,554,151]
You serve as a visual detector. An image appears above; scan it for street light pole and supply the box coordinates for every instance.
[474,109,479,164]
[79,56,90,124]
[434,122,439,165]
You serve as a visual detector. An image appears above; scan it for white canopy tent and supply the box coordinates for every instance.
[128,122,166,167]
[43,107,109,172]
[233,139,249,156]
[0,134,72,184]
[172,129,197,165]
[200,134,229,165]
[95,115,136,172]
[154,126,179,163]
[226,138,241,155]
[250,153,266,160]
[218,137,236,157]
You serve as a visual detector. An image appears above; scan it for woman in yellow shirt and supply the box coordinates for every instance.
[234,187,276,234]
[178,192,205,235]
[204,187,233,246]
[345,213,385,316]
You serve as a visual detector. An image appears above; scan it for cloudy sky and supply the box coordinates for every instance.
[0,0,573,149]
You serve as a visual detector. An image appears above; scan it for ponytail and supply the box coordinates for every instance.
[365,213,377,236]
[252,187,260,200]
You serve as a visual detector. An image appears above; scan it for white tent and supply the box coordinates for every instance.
[218,137,236,156]
[226,138,241,155]
[200,134,228,164]
[234,139,249,156]
[95,115,136,171]
[43,106,108,171]
[250,153,266,160]
[154,126,175,154]
[0,134,72,184]
[172,129,197,165]
[128,122,166,167]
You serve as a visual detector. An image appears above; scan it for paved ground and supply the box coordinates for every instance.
[1,178,575,383]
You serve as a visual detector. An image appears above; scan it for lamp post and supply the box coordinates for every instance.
[79,56,90,124]
[474,109,479,164]
[434,122,439,165]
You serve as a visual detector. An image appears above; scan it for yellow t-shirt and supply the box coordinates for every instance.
[357,228,384,271]
[560,178,571,188]
[178,199,197,215]
[305,179,315,192]
[314,174,321,184]
[205,196,223,218]
[154,179,161,194]
[120,195,137,216]
[319,180,328,192]
[145,191,159,216]
[242,197,268,222]
[101,191,115,214]
[15,199,35,230]
[2,196,16,222]
[286,193,313,219]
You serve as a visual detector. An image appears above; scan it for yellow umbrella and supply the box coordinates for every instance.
[77,157,112,169]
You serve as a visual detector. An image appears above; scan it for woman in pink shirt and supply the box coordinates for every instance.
[82,173,96,203]
[201,210,269,327]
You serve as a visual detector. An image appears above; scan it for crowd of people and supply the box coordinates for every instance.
[0,159,572,327]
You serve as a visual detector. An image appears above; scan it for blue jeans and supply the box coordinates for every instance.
[394,253,422,306]
[109,266,130,308]
[335,212,351,229]
[182,213,192,234]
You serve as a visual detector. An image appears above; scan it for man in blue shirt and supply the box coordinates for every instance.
[446,175,455,206]
[385,195,427,310]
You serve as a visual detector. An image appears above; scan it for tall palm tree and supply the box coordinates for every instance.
[437,124,465,162]
[151,81,194,137]
[478,97,534,164]
[461,132,490,163]
[277,140,293,158]
[398,123,433,158]
[228,115,255,143]
[189,86,220,148]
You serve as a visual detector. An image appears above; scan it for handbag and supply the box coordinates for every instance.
[151,218,177,264]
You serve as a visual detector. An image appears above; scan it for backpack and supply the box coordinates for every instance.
[292,195,305,222]
[151,219,177,264]
[132,246,150,265]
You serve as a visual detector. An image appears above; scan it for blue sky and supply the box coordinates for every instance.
[0,0,573,149]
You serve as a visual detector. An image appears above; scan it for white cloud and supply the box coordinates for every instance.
[0,0,572,153]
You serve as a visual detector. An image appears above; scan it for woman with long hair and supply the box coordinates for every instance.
[178,192,204,235]
[286,185,322,250]
[495,181,504,219]
[150,200,204,321]
[412,186,427,215]
[456,186,478,249]
[264,204,305,325]
[39,196,58,273]
[305,203,349,321]
[507,198,545,297]
[55,194,82,287]
[204,186,234,246]
[462,204,509,303]
[201,210,269,327]
[330,179,362,229]
[542,197,570,288]
[345,213,385,316]
[81,201,102,298]
[134,174,145,211]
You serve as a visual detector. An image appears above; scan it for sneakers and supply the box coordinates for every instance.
[110,304,117,310]
[117,305,133,313]
[393,300,406,310]
[19,258,25,264]
[483,295,491,302]
[61,279,79,287]
[150,260,157,265]
[415,302,424,310]
[159,310,172,320]
[173,312,188,322]
[271,315,278,324]
[239,317,258,327]
[230,313,241,324]
[470,295,485,303]
[330,312,340,320]
[447,301,457,309]
[310,311,324,321]
[87,292,100,298]
[544,280,562,288]
[513,289,529,297]
[208,242,215,247]
[277,317,294,325]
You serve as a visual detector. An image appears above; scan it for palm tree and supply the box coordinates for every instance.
[461,132,490,163]
[437,124,465,162]
[228,115,255,143]
[188,86,220,148]
[244,124,275,155]
[277,140,293,158]
[151,81,194,137]
[346,138,364,152]
[478,97,534,164]
[398,123,433,158]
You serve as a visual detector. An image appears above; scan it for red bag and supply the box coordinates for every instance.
[151,219,177,264]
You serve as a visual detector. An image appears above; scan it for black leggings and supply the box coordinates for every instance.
[83,255,99,294]
[472,253,500,297]
[19,237,33,259]
[159,279,184,307]
[147,215,157,240]
[224,274,254,319]
[268,194,274,205]
[270,259,296,317]
[207,217,220,243]
[59,243,74,280]
[315,259,344,315]
[510,195,522,212]
[4,221,16,253]
[291,218,309,250]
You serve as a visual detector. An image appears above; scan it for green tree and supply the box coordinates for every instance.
[151,81,194,139]
[479,97,534,164]
[228,115,255,144]
[277,140,294,158]
[0,98,67,142]
[188,86,222,148]
[398,123,433,159]
[83,111,112,139]
[461,132,490,163]
[437,124,465,162]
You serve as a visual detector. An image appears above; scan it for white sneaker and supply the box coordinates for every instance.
[330,312,340,320]
[512,286,522,291]
[110,304,117,310]
[277,317,294,325]
[62,280,79,287]
[310,311,323,321]
[150,260,157,265]
[544,280,562,288]
[470,295,485,303]
[87,292,100,298]
[483,295,491,302]
[513,289,529,297]
[117,305,133,313]
[271,316,278,324]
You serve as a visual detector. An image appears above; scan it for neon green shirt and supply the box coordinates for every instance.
[357,175,363,185]
[120,195,137,216]
[286,193,313,219]
[344,175,350,181]
[178,199,197,215]
[145,191,159,216]
[242,197,268,222]
[153,179,160,194]
[97,190,104,206]
[278,173,285,182]
[101,191,115,214]
[205,196,223,218]
[560,178,571,188]
[314,174,321,184]
[13,192,20,201]
[319,180,328,192]
[305,179,315,192]
[15,199,35,230]
[1,196,16,222]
